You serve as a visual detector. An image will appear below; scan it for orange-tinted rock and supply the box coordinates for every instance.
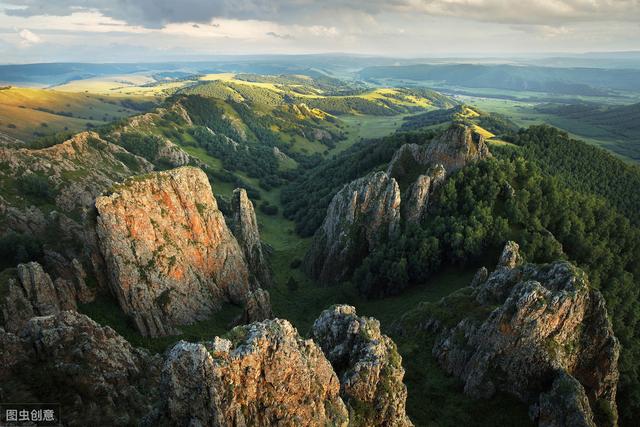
[95,167,256,337]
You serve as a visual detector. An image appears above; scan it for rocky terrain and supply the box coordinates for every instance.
[0,261,92,333]
[312,305,412,426]
[0,306,412,426]
[402,242,620,427]
[306,124,490,284]
[229,188,273,288]
[305,170,401,284]
[95,166,269,337]
[0,311,162,427]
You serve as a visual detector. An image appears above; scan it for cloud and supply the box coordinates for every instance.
[266,31,294,40]
[3,0,640,29]
[17,28,40,46]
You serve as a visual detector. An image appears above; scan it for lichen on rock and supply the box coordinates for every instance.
[312,305,412,427]
[416,241,619,426]
[95,166,258,337]
[149,318,349,426]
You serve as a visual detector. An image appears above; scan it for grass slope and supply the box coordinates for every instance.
[0,86,150,141]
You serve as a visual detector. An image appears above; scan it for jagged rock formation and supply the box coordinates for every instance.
[538,373,597,427]
[1,262,92,333]
[306,124,489,284]
[1,308,412,426]
[229,188,272,287]
[305,171,401,284]
[95,167,258,337]
[149,319,349,426]
[0,311,161,427]
[387,124,491,181]
[401,164,446,224]
[0,131,153,303]
[420,242,619,426]
[312,305,412,427]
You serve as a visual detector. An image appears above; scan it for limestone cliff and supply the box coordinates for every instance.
[229,188,273,288]
[312,305,412,427]
[149,319,349,426]
[305,171,401,284]
[409,242,619,426]
[95,166,258,337]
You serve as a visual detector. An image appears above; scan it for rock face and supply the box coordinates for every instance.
[1,308,412,426]
[427,242,619,426]
[229,188,272,288]
[95,167,257,337]
[149,319,349,426]
[0,311,161,427]
[312,305,412,427]
[0,131,152,303]
[306,125,490,285]
[401,164,446,224]
[234,288,273,326]
[1,262,92,333]
[387,124,491,181]
[306,171,401,284]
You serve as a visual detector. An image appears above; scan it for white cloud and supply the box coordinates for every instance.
[17,28,40,46]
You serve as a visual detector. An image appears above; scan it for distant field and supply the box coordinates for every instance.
[0,86,151,141]
[456,95,640,162]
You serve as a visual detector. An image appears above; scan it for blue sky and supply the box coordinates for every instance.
[1,0,639,63]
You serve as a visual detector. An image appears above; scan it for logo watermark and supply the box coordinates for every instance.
[1,404,60,426]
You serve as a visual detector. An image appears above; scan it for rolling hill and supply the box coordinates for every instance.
[360,63,640,96]
[0,86,154,141]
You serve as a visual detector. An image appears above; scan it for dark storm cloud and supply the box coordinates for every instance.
[4,0,640,28]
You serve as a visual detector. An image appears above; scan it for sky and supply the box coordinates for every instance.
[1,0,639,63]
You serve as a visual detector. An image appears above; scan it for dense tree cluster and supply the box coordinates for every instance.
[506,125,640,222]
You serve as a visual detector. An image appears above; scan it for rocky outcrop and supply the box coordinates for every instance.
[229,188,272,287]
[312,305,412,427]
[95,167,258,337]
[387,124,490,182]
[0,311,161,426]
[1,307,413,426]
[538,373,596,427]
[233,288,273,326]
[306,171,401,284]
[1,262,92,333]
[423,242,619,426]
[0,132,153,302]
[0,132,152,222]
[401,164,446,224]
[149,319,349,426]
